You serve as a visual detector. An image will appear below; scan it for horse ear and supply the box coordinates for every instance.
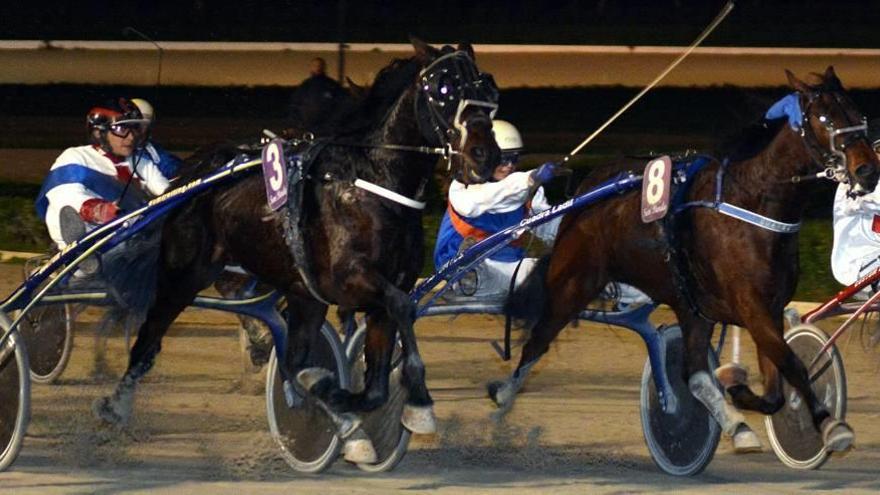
[410,36,439,64]
[823,66,842,88]
[457,42,476,61]
[785,69,812,93]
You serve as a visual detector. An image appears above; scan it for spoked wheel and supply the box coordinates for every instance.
[265,321,349,473]
[345,324,411,473]
[0,312,31,472]
[640,324,721,476]
[16,303,74,384]
[764,324,846,470]
[858,311,880,353]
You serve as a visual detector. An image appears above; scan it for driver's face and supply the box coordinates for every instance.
[492,161,515,181]
[106,129,136,158]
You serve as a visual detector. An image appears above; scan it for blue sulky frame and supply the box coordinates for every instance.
[0,159,680,416]
[410,171,680,415]
[0,154,291,361]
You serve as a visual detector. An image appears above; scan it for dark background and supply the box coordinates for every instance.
[2,1,879,47]
[2,0,878,298]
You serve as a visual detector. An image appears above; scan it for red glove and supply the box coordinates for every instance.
[79,199,119,224]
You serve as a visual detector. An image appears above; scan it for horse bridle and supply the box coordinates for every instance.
[415,49,499,181]
[798,88,869,187]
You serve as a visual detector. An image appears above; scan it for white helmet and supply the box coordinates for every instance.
[492,119,523,153]
[131,98,154,123]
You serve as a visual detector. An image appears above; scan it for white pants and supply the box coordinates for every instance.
[456,258,652,305]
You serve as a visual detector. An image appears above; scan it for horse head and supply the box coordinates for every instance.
[787,66,879,196]
[411,38,500,184]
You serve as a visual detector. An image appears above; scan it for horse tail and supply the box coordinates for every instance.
[504,255,551,328]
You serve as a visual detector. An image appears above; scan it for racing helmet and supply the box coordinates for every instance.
[87,97,149,137]
[492,119,523,164]
[131,98,154,124]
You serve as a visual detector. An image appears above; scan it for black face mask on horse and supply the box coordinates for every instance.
[92,38,501,464]
[493,66,877,457]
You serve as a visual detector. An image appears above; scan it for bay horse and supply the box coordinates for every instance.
[492,67,878,455]
[93,39,501,463]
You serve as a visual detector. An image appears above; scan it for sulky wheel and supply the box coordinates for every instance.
[640,324,721,476]
[764,323,846,470]
[345,324,410,473]
[16,303,75,384]
[265,321,349,473]
[0,312,31,472]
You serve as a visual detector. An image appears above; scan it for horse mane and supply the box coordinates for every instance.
[716,117,788,162]
[331,55,422,136]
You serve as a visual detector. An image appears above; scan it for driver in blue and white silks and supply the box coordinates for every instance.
[434,119,651,306]
[35,97,179,250]
[830,119,880,290]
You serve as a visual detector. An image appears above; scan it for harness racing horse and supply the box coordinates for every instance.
[492,67,878,455]
[93,39,501,463]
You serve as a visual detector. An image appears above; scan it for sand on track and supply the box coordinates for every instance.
[1,263,880,494]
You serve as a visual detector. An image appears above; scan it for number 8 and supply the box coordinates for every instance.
[645,159,666,205]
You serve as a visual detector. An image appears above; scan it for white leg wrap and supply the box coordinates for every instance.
[688,370,745,436]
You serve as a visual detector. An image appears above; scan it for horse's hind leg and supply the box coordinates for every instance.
[488,252,604,413]
[93,261,219,426]
[679,313,762,452]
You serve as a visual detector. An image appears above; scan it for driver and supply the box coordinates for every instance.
[830,118,880,289]
[434,119,653,306]
[35,98,176,250]
[434,119,559,301]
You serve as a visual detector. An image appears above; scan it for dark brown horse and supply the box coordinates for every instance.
[492,67,878,455]
[93,39,501,463]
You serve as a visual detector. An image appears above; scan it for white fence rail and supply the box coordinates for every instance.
[2,41,879,88]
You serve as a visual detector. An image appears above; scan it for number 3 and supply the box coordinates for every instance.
[267,143,283,192]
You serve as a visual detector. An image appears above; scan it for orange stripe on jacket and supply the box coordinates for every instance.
[446,202,529,247]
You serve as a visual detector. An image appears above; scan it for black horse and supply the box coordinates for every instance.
[94,39,501,463]
[492,67,878,455]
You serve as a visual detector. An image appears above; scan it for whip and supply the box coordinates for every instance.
[563,0,735,163]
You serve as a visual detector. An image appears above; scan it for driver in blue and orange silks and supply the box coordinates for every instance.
[434,119,651,306]
[831,118,880,290]
[35,97,179,250]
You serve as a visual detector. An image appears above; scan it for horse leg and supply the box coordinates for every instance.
[299,274,436,434]
[740,310,854,452]
[288,294,380,463]
[93,261,219,426]
[679,314,762,453]
[488,254,603,413]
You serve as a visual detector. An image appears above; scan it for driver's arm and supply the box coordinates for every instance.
[449,171,532,217]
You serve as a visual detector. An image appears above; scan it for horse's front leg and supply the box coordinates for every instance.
[382,285,438,434]
[679,313,762,453]
[287,293,382,463]
[741,310,854,453]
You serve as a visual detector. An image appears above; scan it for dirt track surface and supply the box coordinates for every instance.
[2,263,880,494]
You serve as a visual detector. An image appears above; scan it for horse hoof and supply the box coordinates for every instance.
[822,418,855,453]
[343,429,377,464]
[295,367,333,392]
[732,423,762,453]
[487,380,515,408]
[401,404,437,434]
[336,413,363,439]
[92,396,127,426]
[714,362,749,389]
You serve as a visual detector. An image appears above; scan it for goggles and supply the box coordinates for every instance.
[500,151,520,165]
[108,118,150,138]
